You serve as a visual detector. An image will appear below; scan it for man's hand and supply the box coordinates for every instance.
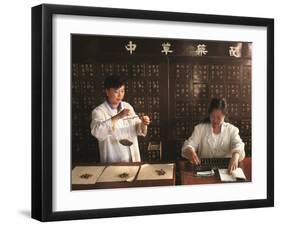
[185,149,201,165]
[118,108,131,119]
[111,108,131,126]
[228,152,240,173]
[141,115,150,126]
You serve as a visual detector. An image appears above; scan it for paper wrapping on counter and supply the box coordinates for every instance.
[72,166,105,184]
[97,165,140,182]
[136,163,174,180]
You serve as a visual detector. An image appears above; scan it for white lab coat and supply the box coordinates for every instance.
[90,101,147,163]
[181,122,245,161]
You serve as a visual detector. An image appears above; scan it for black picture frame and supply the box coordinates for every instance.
[31,3,274,222]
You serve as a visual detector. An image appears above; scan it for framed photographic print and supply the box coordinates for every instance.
[32,4,274,221]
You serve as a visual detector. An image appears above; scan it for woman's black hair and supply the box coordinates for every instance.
[202,98,228,123]
[104,75,126,89]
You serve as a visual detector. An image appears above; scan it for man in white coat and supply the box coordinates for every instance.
[90,75,150,163]
[181,98,245,173]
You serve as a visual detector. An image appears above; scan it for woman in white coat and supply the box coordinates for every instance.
[90,75,150,163]
[181,98,245,173]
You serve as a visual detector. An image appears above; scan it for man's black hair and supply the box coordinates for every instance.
[104,75,126,89]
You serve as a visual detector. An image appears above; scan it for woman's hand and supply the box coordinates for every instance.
[228,152,240,173]
[185,149,201,165]
[141,115,150,126]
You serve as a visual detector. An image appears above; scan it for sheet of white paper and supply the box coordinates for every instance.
[232,167,247,180]
[218,169,236,182]
[72,166,105,184]
[136,164,174,180]
[218,168,247,182]
[97,165,140,182]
